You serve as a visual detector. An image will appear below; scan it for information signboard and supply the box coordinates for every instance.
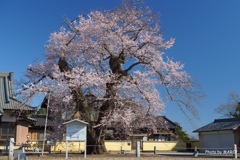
[63,119,88,159]
[66,121,86,141]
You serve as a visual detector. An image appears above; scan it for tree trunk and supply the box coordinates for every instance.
[57,57,124,154]
[87,126,107,154]
[72,89,110,154]
[85,56,125,154]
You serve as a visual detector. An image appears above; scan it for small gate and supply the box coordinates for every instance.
[131,138,143,150]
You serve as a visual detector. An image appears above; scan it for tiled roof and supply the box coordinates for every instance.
[156,116,180,129]
[193,118,240,132]
[18,116,37,124]
[30,115,55,127]
[0,72,36,113]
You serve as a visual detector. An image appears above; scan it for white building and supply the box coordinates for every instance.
[194,118,240,151]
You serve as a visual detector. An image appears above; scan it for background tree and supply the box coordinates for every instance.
[215,92,240,118]
[36,107,46,115]
[18,0,202,154]
[174,122,190,143]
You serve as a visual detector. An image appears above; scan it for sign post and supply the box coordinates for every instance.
[63,119,88,159]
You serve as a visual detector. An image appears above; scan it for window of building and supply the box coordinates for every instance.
[38,132,44,141]
[154,134,170,141]
[0,123,15,140]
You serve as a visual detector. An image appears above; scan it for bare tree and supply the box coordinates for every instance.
[215,92,240,118]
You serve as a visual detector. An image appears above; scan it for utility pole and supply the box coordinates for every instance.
[42,93,51,155]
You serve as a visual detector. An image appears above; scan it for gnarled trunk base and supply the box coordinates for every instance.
[87,126,107,154]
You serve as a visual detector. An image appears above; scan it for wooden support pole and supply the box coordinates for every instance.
[84,140,86,159]
[66,140,68,159]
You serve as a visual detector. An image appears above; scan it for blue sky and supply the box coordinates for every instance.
[1,0,240,138]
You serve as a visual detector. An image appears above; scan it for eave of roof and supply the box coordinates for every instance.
[18,116,37,124]
[8,97,36,111]
[29,114,55,127]
[63,119,89,125]
[156,116,180,129]
[193,118,240,133]
[0,72,36,113]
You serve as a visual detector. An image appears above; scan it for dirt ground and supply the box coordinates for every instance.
[0,153,238,160]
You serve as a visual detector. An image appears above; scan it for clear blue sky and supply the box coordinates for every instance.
[1,0,240,138]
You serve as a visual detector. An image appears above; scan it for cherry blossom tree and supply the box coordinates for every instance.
[19,0,202,154]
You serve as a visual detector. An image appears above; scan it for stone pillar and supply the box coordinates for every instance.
[136,141,140,157]
[8,138,14,160]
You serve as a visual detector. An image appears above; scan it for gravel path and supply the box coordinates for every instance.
[0,153,237,160]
